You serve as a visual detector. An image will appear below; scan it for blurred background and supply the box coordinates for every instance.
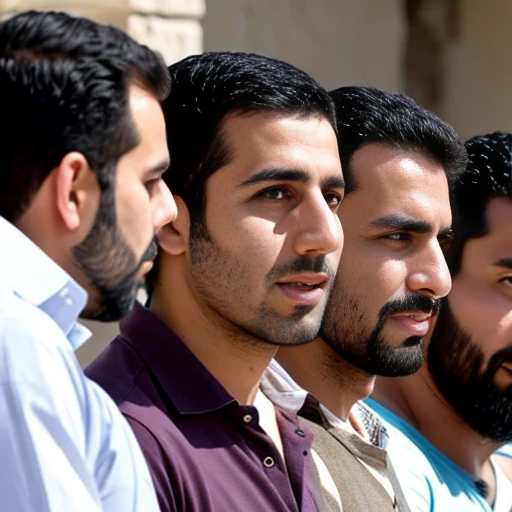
[8,0,508,365]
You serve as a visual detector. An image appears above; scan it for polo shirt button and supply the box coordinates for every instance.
[243,414,253,424]
[263,456,275,468]
[295,428,306,437]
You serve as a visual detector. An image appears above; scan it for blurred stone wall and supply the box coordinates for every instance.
[203,0,405,92]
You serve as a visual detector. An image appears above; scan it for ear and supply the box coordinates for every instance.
[157,196,190,256]
[54,152,99,233]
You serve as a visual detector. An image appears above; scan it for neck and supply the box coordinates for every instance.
[277,337,375,420]
[150,261,276,405]
[373,368,500,480]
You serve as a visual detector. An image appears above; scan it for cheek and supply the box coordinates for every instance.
[449,280,512,354]
[116,182,153,251]
[212,214,286,267]
[340,252,407,297]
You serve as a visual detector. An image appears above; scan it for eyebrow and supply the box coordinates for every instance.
[494,258,512,270]
[369,214,434,234]
[238,168,345,190]
[143,159,170,180]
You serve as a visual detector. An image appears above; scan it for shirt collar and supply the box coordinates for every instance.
[119,303,236,414]
[0,217,90,350]
[263,359,389,448]
[261,359,309,413]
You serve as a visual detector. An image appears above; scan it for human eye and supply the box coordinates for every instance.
[438,231,454,253]
[144,177,161,195]
[382,232,411,242]
[255,186,292,201]
[324,191,343,210]
[499,276,512,287]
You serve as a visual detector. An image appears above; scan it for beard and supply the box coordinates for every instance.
[188,227,335,347]
[321,277,441,376]
[427,302,512,443]
[72,187,155,322]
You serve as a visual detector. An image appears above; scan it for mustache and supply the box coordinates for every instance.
[379,293,442,320]
[267,255,335,282]
[140,236,159,264]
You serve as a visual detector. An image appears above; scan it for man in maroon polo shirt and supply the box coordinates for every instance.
[86,52,345,511]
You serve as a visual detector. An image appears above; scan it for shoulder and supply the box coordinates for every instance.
[125,416,179,512]
[0,293,85,390]
[86,337,147,405]
[495,444,512,482]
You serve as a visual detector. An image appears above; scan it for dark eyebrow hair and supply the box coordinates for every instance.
[238,168,345,190]
[495,258,512,270]
[322,175,345,190]
[238,168,309,187]
[143,158,170,180]
[369,214,434,234]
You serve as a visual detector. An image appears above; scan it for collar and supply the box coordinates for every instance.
[0,217,90,350]
[119,303,236,414]
[263,359,388,448]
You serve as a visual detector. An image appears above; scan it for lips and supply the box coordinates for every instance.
[390,310,434,336]
[276,273,328,306]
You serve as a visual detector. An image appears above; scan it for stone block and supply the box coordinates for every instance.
[0,0,131,29]
[129,0,204,18]
[128,15,202,65]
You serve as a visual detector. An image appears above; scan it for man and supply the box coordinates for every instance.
[275,86,467,511]
[0,10,176,511]
[87,51,344,511]
[369,131,512,511]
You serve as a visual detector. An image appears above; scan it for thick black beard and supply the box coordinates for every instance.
[427,302,512,443]
[72,187,154,322]
[321,292,440,377]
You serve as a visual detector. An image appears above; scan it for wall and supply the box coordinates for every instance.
[202,0,405,92]
[440,0,512,138]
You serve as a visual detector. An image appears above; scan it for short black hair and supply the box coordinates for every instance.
[145,51,337,300]
[447,131,512,275]
[162,51,337,233]
[329,86,467,194]
[0,10,170,222]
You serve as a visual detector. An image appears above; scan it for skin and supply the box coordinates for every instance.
[152,112,344,405]
[374,196,512,505]
[278,143,452,420]
[16,83,177,319]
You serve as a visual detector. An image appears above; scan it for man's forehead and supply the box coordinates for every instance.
[217,112,342,183]
[345,144,451,226]
[475,196,512,258]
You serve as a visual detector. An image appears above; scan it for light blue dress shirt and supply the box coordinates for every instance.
[0,217,159,512]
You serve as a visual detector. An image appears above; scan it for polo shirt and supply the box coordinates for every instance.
[86,303,322,512]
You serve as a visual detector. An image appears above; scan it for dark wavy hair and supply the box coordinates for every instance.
[329,86,467,194]
[0,10,170,223]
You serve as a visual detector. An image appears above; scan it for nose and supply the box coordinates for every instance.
[152,179,177,232]
[292,192,343,257]
[406,240,452,299]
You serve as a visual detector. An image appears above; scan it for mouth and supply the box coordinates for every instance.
[389,310,434,336]
[275,273,329,306]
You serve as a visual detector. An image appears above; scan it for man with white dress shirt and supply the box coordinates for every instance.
[0,10,176,511]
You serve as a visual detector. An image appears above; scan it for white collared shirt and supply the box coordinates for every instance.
[0,217,159,512]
